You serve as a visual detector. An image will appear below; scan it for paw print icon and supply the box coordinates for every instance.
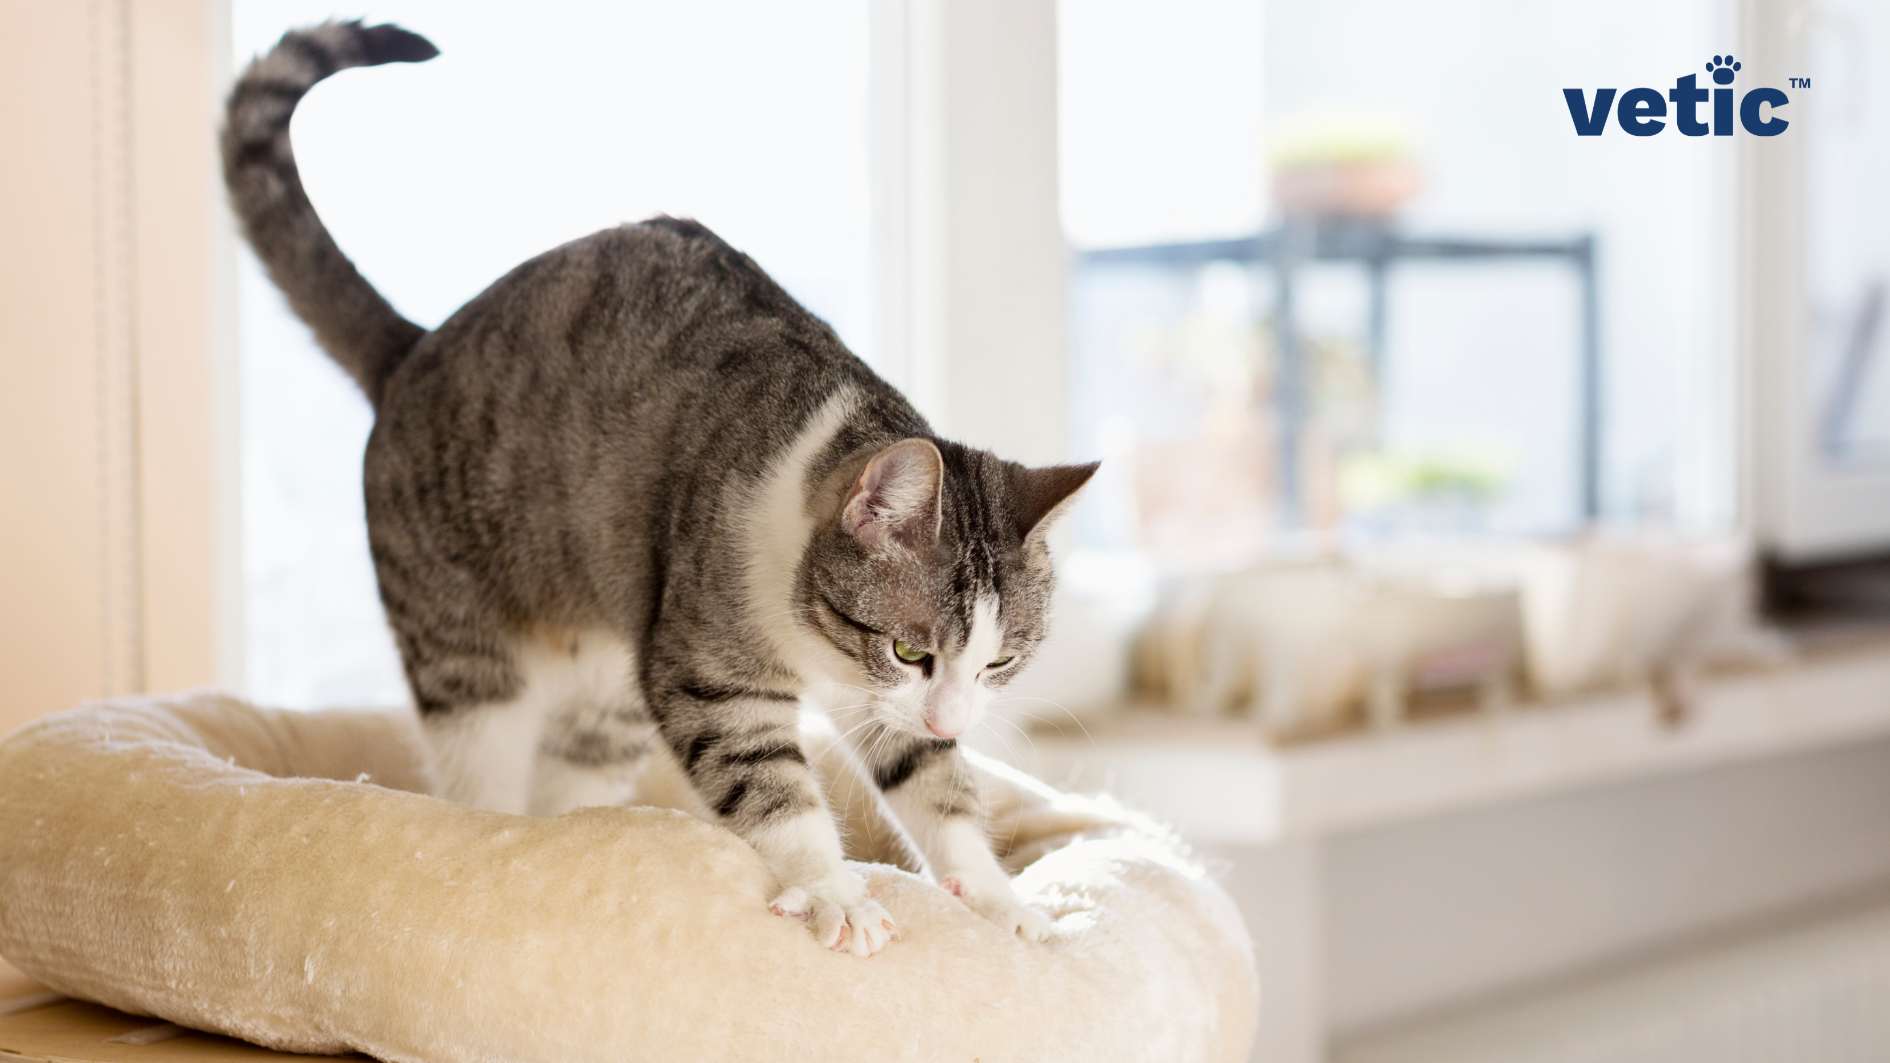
[1707,54,1741,85]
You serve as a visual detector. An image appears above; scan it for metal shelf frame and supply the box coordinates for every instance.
[1079,216,1603,522]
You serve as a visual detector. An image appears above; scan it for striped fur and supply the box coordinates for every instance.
[221,21,436,405]
[221,21,1096,953]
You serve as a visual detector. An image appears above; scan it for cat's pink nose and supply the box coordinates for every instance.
[925,715,962,739]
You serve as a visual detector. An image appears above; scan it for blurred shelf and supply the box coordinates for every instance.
[1075,217,1603,520]
[1013,645,1890,846]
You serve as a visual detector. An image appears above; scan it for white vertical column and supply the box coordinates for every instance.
[1739,0,1802,550]
[873,0,1070,466]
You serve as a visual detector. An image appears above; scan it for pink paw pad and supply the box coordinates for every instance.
[941,876,966,897]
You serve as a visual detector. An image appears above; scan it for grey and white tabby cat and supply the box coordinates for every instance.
[223,21,1095,956]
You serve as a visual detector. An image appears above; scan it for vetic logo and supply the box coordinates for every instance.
[1563,54,1799,137]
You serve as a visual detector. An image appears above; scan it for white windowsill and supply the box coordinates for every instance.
[1010,646,1890,846]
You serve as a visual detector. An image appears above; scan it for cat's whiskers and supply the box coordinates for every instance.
[828,711,880,748]
[831,718,885,818]
[962,717,1033,859]
[820,680,883,702]
[822,703,880,756]
[839,720,885,820]
[995,694,1094,747]
[821,698,875,720]
[981,712,1037,760]
[979,712,1043,772]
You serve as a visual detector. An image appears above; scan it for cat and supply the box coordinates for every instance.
[222,20,1095,956]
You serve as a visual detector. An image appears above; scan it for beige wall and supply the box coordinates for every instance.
[0,0,231,732]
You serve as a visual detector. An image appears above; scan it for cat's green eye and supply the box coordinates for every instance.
[893,639,930,664]
[988,655,1015,669]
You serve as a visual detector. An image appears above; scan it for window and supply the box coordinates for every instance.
[1060,0,1733,565]
[233,2,873,706]
[1767,0,1890,559]
[1805,6,1890,471]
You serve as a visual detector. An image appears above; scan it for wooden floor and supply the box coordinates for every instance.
[0,958,351,1062]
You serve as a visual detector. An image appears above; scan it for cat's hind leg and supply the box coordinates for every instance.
[528,629,657,816]
[423,694,542,813]
[379,556,540,812]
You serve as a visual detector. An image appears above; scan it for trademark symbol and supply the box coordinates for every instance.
[1790,76,1812,89]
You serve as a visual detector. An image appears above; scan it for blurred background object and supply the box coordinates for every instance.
[5,2,1890,1061]
[1267,116,1421,220]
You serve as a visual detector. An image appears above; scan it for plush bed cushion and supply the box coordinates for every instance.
[0,692,1257,1062]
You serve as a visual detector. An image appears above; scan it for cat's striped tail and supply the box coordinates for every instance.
[221,21,437,408]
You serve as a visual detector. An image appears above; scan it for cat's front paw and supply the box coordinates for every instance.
[770,872,897,957]
[941,875,1053,942]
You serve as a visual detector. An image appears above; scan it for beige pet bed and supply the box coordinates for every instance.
[0,692,1257,1062]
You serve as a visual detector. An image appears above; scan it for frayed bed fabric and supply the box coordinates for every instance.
[0,693,1256,1062]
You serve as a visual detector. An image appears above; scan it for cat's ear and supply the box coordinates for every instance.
[841,438,944,552]
[1010,461,1100,541]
